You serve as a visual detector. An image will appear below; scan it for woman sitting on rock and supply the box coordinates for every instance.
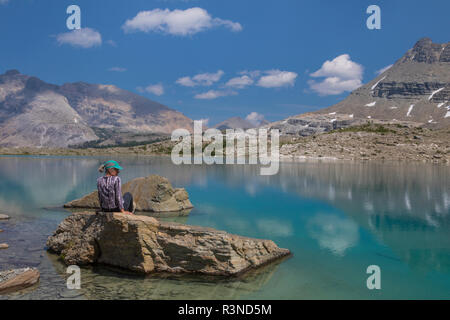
[97,160,134,215]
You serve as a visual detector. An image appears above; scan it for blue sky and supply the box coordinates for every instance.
[0,0,449,125]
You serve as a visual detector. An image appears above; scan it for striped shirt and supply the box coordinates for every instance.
[97,175,124,210]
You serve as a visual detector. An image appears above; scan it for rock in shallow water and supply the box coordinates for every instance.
[0,268,40,294]
[64,175,193,213]
[0,214,10,220]
[47,212,290,276]
[0,243,8,250]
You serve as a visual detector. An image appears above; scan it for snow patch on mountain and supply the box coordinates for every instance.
[406,105,414,117]
[437,101,447,108]
[428,87,444,100]
[371,76,386,90]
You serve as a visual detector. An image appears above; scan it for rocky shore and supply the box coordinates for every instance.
[1,123,448,164]
[0,140,175,157]
[280,123,449,163]
[0,268,40,294]
[47,212,291,276]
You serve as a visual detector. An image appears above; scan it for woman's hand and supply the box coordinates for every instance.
[121,209,133,215]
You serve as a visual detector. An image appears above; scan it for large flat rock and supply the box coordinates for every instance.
[0,268,40,294]
[47,212,290,276]
[64,175,193,213]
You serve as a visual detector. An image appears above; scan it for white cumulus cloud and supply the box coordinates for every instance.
[311,54,363,80]
[56,28,102,48]
[176,70,224,87]
[245,112,265,126]
[225,75,254,89]
[308,54,363,95]
[122,7,242,36]
[239,70,261,78]
[256,70,298,88]
[194,90,236,100]
[175,76,196,87]
[308,77,362,96]
[137,83,164,96]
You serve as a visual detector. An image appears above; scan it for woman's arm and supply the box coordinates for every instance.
[115,177,124,210]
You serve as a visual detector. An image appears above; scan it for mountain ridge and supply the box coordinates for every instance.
[0,70,193,147]
[213,116,269,130]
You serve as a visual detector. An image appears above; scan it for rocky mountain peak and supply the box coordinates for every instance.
[401,37,450,63]
[24,77,59,93]
[0,70,29,85]
[4,69,21,76]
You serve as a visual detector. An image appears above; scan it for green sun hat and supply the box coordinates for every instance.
[103,160,123,171]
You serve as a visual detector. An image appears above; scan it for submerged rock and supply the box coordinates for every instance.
[47,212,290,276]
[64,175,193,213]
[0,268,40,294]
[46,247,287,300]
[0,214,10,220]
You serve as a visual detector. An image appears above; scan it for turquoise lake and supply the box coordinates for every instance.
[0,155,449,300]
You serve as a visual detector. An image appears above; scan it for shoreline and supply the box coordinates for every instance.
[0,149,448,166]
[0,123,449,165]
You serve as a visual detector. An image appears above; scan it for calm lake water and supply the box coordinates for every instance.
[0,155,449,300]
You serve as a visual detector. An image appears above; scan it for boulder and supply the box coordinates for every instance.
[47,212,290,276]
[64,175,193,213]
[0,243,8,250]
[0,214,10,220]
[0,268,40,294]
